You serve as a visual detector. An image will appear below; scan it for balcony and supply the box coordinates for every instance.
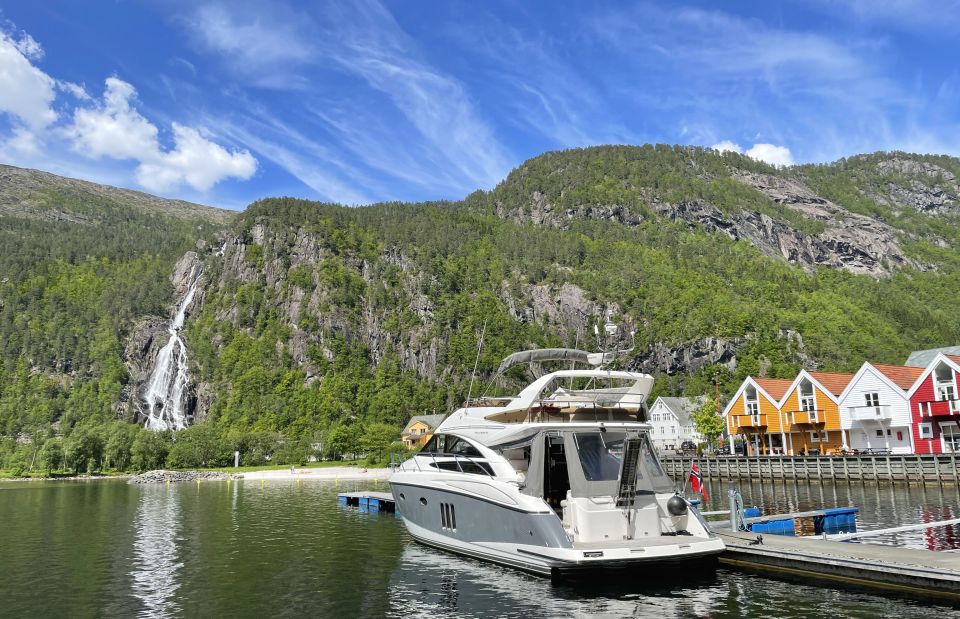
[734,414,768,429]
[787,409,823,425]
[917,398,960,417]
[848,405,892,422]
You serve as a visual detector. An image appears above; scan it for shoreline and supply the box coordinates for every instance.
[1,466,392,484]
[239,466,391,481]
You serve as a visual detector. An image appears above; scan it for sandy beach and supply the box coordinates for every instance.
[239,466,392,481]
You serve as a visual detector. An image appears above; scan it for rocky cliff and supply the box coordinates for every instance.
[10,145,957,434]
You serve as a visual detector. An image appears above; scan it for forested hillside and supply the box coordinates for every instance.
[3,146,960,475]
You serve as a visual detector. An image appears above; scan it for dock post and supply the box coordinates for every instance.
[828,457,835,481]
[936,455,944,488]
[872,457,879,485]
[886,456,892,482]
[952,453,958,485]
[901,456,908,486]
[920,456,927,484]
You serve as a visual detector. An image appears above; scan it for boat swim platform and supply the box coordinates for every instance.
[338,491,400,516]
[718,528,960,601]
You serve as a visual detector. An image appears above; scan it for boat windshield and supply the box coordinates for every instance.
[574,432,627,481]
[569,431,674,495]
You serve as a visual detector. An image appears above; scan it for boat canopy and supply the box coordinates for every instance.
[495,348,614,375]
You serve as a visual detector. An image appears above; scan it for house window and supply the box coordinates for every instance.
[875,429,884,437]
[935,363,956,401]
[809,430,829,443]
[799,379,816,412]
[919,423,934,439]
[865,393,880,407]
[942,424,960,453]
[745,386,759,416]
[897,431,903,441]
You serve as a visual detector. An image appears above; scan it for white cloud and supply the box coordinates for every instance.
[68,78,257,192]
[710,140,743,154]
[745,143,794,166]
[182,0,513,194]
[12,31,43,60]
[136,123,257,192]
[710,140,794,166]
[68,77,161,160]
[0,31,57,129]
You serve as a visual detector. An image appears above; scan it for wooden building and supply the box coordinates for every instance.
[779,371,853,455]
[838,362,923,454]
[723,377,793,456]
[907,354,960,454]
[401,414,446,449]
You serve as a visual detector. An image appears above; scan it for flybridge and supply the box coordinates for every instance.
[454,370,655,425]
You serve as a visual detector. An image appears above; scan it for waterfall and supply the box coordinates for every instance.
[143,265,202,431]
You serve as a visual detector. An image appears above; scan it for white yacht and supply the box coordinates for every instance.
[389,349,724,578]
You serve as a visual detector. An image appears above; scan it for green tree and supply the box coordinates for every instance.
[325,424,359,460]
[40,439,63,475]
[692,397,726,452]
[104,422,137,470]
[360,422,399,465]
[63,426,105,474]
[131,430,171,471]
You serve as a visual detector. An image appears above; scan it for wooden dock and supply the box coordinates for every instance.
[662,454,960,486]
[718,528,960,600]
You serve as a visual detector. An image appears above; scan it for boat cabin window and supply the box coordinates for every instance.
[420,434,483,457]
[428,460,494,475]
[419,434,445,454]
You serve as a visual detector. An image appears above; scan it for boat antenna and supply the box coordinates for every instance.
[464,319,487,410]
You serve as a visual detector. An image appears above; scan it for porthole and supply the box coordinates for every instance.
[399,493,406,501]
[419,497,428,506]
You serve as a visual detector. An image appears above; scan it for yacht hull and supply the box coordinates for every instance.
[391,481,724,579]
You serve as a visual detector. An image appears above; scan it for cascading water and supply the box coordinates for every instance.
[143,265,202,431]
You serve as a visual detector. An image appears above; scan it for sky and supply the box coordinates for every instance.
[0,1,958,210]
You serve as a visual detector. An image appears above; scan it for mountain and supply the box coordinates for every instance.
[3,146,960,464]
[0,164,231,437]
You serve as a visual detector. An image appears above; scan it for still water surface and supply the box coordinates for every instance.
[1,477,957,617]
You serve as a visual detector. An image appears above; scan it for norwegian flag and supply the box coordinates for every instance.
[688,462,709,502]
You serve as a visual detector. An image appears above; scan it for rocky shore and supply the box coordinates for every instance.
[127,470,241,484]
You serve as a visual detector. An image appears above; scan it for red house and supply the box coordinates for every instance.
[907,354,960,454]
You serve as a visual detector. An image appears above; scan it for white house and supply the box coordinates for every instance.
[648,396,706,452]
[838,362,922,454]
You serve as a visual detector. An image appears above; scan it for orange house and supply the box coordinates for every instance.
[723,377,793,455]
[779,370,854,455]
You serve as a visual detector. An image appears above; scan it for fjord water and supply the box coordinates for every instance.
[0,479,956,618]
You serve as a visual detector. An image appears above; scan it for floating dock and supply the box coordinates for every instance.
[718,527,960,601]
[338,491,400,516]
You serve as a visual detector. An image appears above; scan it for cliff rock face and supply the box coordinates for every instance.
[872,157,960,214]
[497,170,924,277]
[111,148,960,427]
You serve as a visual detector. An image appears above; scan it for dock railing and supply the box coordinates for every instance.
[661,453,960,486]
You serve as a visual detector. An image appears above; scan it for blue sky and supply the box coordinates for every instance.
[0,1,958,210]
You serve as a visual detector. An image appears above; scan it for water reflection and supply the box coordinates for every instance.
[702,477,960,551]
[385,542,950,618]
[130,485,183,617]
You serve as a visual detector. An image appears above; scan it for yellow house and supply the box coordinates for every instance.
[724,377,793,455]
[401,414,446,449]
[779,371,853,455]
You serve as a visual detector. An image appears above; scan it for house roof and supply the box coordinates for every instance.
[808,372,855,397]
[905,346,960,368]
[906,353,960,398]
[401,414,446,435]
[873,364,925,390]
[754,378,793,402]
[655,396,707,426]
